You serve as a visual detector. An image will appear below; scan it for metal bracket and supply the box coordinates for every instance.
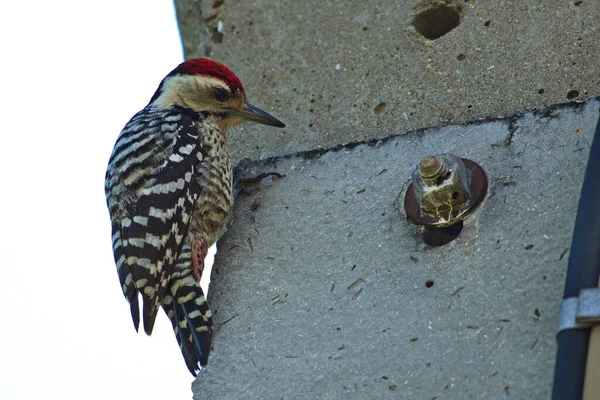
[557,288,600,337]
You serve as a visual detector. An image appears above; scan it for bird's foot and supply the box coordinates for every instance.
[191,235,208,282]
[233,171,286,199]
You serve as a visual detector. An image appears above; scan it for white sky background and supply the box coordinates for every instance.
[0,1,216,399]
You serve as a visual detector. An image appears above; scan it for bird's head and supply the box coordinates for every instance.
[150,58,285,132]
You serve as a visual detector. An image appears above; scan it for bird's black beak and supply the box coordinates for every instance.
[229,101,286,128]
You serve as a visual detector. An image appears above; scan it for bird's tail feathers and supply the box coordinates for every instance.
[163,282,213,376]
[129,293,140,332]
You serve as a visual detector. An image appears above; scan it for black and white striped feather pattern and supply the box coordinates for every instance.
[105,105,231,375]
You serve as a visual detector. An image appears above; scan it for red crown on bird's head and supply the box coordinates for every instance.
[171,58,245,95]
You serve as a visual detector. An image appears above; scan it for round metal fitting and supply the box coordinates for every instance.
[404,154,488,228]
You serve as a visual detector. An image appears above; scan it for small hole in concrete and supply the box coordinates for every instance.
[457,53,466,61]
[467,104,472,109]
[538,88,545,94]
[248,201,259,212]
[574,1,582,6]
[412,0,462,40]
[211,29,224,44]
[567,90,580,99]
[425,280,434,288]
[525,244,534,250]
[484,20,491,26]
[374,102,387,114]
[362,26,369,31]
[534,308,541,317]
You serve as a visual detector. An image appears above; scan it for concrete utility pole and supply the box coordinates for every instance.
[173,1,600,398]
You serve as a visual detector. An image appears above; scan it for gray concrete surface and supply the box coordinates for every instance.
[175,0,600,163]
[191,98,599,399]
[174,1,600,397]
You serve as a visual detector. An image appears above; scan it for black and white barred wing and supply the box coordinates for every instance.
[106,107,204,335]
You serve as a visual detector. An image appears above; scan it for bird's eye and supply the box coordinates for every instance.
[213,87,230,102]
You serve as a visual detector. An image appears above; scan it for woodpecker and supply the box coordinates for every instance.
[105,58,285,376]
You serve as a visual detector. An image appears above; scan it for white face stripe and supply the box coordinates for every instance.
[151,74,243,111]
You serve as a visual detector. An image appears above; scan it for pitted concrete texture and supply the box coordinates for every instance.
[191,98,599,399]
[175,0,600,162]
